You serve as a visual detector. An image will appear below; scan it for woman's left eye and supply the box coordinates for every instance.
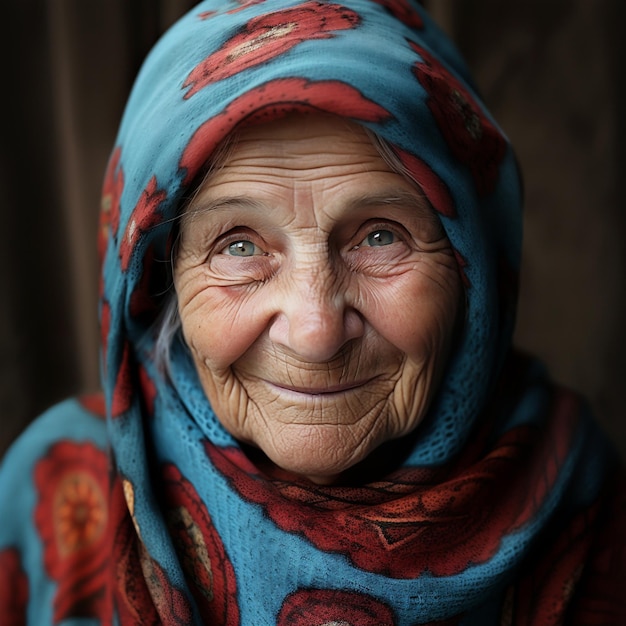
[223,239,264,257]
[358,229,398,247]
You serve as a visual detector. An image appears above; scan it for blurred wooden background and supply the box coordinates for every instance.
[1,1,624,459]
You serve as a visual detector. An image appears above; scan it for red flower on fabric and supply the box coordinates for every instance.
[206,390,578,578]
[394,146,456,218]
[372,0,423,29]
[78,392,107,419]
[34,441,114,624]
[162,464,240,625]
[99,147,124,263]
[409,41,506,197]
[180,77,392,183]
[0,548,29,626]
[111,478,194,625]
[277,589,396,625]
[119,176,167,272]
[183,2,360,98]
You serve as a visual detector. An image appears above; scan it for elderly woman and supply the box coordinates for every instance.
[1,0,624,624]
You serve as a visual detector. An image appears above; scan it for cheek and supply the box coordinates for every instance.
[179,287,271,370]
[360,265,461,363]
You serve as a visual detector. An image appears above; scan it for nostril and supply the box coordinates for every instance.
[268,306,363,363]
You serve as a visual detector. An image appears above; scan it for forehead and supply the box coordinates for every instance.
[184,114,430,216]
[208,114,384,176]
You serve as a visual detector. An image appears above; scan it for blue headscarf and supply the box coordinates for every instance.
[1,1,624,624]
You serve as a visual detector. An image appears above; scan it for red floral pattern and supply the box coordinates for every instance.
[409,41,506,196]
[78,392,107,419]
[277,589,396,625]
[180,77,392,183]
[162,464,240,625]
[206,390,578,578]
[99,146,124,263]
[373,0,423,29]
[34,441,114,624]
[0,548,28,626]
[119,176,167,272]
[394,146,456,217]
[109,478,194,625]
[183,2,360,98]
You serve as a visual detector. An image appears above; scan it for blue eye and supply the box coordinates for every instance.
[227,240,262,256]
[364,229,396,246]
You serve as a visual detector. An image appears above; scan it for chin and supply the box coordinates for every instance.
[252,422,388,485]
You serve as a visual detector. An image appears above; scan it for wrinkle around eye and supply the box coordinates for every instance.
[209,250,278,283]
[345,241,416,276]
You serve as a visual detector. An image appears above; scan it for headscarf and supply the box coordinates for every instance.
[1,1,624,624]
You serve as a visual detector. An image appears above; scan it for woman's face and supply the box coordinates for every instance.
[175,115,462,483]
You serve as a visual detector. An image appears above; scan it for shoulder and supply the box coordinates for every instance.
[0,395,110,622]
[0,393,109,535]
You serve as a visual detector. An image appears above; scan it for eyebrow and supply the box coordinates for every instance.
[181,195,265,227]
[182,187,436,225]
[343,188,435,219]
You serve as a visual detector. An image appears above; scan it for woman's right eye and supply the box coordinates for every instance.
[222,239,265,257]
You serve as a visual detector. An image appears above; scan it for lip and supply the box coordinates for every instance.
[266,378,374,396]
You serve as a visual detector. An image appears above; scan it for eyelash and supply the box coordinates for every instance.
[210,219,411,261]
[351,221,408,249]
[216,229,267,255]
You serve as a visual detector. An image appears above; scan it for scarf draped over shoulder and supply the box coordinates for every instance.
[1,1,624,624]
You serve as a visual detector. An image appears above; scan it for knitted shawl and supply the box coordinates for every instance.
[1,1,624,624]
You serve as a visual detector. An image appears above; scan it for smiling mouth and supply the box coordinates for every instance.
[268,379,373,396]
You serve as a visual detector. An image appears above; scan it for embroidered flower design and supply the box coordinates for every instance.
[183,2,360,97]
[111,478,194,624]
[0,548,28,626]
[78,392,107,418]
[372,0,423,29]
[119,176,167,272]
[53,472,107,557]
[34,441,113,624]
[99,146,124,263]
[393,146,456,218]
[162,464,240,625]
[206,392,576,579]
[277,589,396,625]
[409,40,506,196]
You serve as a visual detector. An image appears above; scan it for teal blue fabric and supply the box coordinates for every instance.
[1,1,624,624]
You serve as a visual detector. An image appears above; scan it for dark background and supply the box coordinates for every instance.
[1,1,624,459]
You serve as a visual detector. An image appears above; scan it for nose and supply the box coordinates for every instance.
[268,270,364,362]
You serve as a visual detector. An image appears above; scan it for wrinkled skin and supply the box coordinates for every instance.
[174,115,462,484]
